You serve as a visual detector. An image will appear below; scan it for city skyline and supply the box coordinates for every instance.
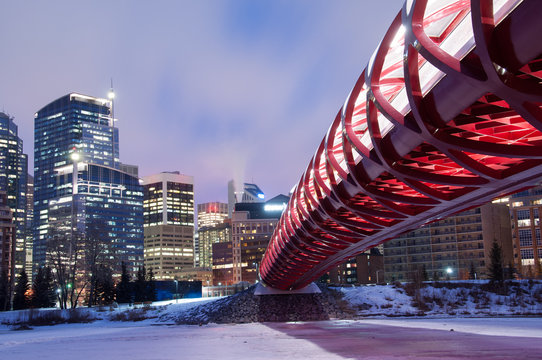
[0,1,403,205]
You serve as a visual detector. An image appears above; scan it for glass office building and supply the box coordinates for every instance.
[143,172,194,227]
[0,112,28,273]
[48,163,143,276]
[33,93,142,276]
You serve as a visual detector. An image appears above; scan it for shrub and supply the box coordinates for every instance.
[110,309,150,322]
[65,309,95,323]
[5,308,95,326]
[413,300,431,312]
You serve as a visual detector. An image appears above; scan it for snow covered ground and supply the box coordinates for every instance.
[1,317,542,359]
[1,283,542,359]
[338,280,542,316]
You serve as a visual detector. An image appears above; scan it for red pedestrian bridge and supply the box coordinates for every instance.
[260,0,542,290]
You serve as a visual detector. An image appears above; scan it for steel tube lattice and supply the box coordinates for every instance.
[260,0,542,290]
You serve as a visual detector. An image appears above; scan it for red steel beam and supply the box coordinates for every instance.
[260,0,542,290]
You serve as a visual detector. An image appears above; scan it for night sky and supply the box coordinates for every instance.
[0,0,404,205]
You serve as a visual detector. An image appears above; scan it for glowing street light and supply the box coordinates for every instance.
[446,267,453,281]
[174,279,178,304]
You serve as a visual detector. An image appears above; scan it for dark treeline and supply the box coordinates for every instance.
[0,262,156,311]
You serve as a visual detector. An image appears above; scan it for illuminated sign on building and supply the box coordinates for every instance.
[264,203,287,212]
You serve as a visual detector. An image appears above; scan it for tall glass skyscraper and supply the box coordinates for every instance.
[33,93,142,276]
[0,112,28,273]
[48,163,143,276]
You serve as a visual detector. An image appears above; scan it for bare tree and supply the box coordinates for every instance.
[47,229,87,309]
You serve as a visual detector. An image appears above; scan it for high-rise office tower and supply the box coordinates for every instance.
[196,202,229,268]
[48,162,144,277]
[142,172,194,280]
[0,112,28,274]
[227,180,264,216]
[33,93,143,276]
[197,219,231,269]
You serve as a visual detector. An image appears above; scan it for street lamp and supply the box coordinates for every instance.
[56,288,62,308]
[446,267,453,280]
[174,280,178,304]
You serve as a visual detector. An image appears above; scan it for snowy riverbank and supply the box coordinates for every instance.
[1,280,542,328]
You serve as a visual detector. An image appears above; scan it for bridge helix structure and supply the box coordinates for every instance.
[260,0,542,291]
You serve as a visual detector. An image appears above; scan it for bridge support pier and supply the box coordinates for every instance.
[253,282,321,296]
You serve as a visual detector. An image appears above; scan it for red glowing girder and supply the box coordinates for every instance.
[260,0,542,290]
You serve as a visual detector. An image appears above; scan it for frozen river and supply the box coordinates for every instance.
[1,317,541,359]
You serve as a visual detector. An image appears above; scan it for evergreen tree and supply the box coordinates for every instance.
[134,266,146,302]
[488,240,504,283]
[0,270,9,311]
[94,265,115,305]
[145,267,156,302]
[12,270,30,310]
[32,267,45,308]
[115,262,132,304]
[32,266,56,308]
